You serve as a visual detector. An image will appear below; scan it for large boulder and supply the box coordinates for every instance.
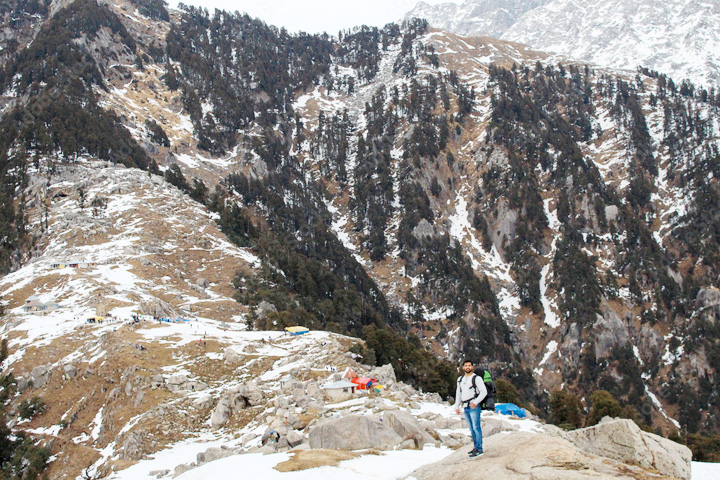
[482,416,520,437]
[383,410,436,449]
[439,431,471,449]
[166,373,207,393]
[196,446,234,465]
[119,431,148,461]
[306,381,320,397]
[63,364,77,379]
[367,364,397,386]
[404,431,683,480]
[285,431,304,448]
[140,298,175,318]
[192,394,214,410]
[564,418,692,480]
[31,365,51,388]
[223,347,242,363]
[434,416,465,430]
[235,384,264,406]
[254,300,277,319]
[166,373,189,393]
[210,397,231,429]
[308,415,402,450]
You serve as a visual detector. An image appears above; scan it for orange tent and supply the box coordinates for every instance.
[351,377,376,390]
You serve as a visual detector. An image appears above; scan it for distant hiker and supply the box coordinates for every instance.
[454,359,487,457]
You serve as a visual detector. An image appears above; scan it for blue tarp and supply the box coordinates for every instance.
[495,403,526,418]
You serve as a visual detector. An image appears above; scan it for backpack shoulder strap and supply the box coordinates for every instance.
[470,374,479,394]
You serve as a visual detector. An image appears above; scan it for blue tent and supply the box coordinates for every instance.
[495,403,526,418]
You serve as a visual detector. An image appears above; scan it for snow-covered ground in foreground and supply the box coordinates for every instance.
[690,462,720,480]
[108,445,452,480]
[692,462,720,480]
[103,404,546,480]
[101,429,720,480]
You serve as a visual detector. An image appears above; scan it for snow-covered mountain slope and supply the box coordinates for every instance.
[405,0,720,86]
[502,0,720,87]
[1,3,719,475]
[406,0,552,38]
[1,160,256,324]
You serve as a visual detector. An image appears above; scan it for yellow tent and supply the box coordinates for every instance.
[285,326,309,335]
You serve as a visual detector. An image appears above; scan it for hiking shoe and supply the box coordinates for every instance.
[469,449,484,457]
[467,448,478,456]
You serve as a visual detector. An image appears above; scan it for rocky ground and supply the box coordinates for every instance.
[0,307,695,480]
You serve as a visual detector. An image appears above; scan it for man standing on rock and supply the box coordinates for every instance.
[454,359,487,457]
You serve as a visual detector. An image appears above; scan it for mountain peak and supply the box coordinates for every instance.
[405,0,720,86]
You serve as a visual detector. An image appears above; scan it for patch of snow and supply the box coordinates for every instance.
[538,340,558,367]
[540,199,560,328]
[692,462,720,480]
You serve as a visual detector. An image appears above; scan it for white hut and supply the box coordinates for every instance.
[321,380,357,402]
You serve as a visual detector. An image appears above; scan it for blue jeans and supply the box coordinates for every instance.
[464,405,483,451]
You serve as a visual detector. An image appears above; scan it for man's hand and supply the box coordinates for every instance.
[455,408,461,415]
[469,402,477,409]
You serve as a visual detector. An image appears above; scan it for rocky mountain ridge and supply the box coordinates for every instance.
[405,0,720,86]
[0,2,718,476]
[405,0,551,39]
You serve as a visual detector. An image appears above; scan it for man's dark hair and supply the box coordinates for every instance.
[463,359,474,365]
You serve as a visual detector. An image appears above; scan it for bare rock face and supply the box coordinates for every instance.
[697,287,720,324]
[564,418,692,480]
[698,287,720,308]
[209,385,265,429]
[308,415,402,451]
[593,302,630,360]
[404,431,682,480]
[490,200,518,258]
[605,204,619,222]
[439,431,471,449]
[412,219,436,240]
